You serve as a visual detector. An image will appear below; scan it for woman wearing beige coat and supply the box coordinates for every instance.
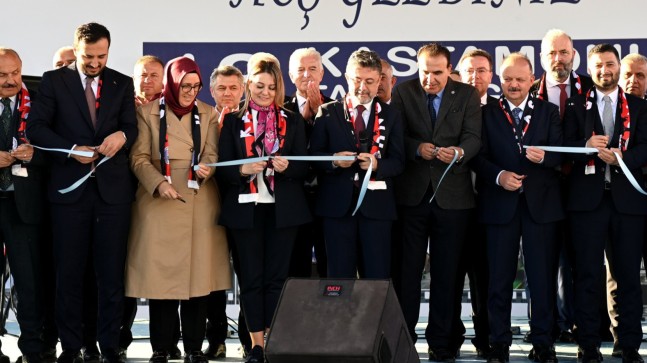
[125,57,230,363]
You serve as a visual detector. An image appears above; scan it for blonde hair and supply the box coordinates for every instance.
[240,52,285,114]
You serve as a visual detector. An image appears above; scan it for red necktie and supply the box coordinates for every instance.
[354,105,366,146]
[85,77,97,127]
[558,83,567,120]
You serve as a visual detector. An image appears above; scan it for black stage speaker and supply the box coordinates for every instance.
[265,279,419,363]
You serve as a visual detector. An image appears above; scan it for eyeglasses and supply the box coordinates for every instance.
[180,83,203,93]
[461,68,491,75]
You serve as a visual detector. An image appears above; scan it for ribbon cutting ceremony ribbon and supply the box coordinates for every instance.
[352,158,373,217]
[429,149,459,203]
[525,145,647,196]
[31,145,95,158]
[199,155,357,168]
[58,156,111,194]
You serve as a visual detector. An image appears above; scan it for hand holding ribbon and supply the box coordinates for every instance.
[10,144,33,162]
[417,142,437,160]
[70,146,98,164]
[333,151,356,168]
[357,152,377,171]
[272,156,289,173]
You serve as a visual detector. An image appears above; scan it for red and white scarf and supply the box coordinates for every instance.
[584,86,631,151]
[498,96,535,154]
[536,70,583,101]
[16,83,30,145]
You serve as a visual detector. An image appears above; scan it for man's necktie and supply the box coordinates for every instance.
[0,99,12,190]
[427,94,437,128]
[602,95,614,183]
[511,107,523,126]
[558,83,568,120]
[85,77,97,127]
[354,105,366,145]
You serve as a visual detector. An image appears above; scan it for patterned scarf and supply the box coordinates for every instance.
[536,70,583,101]
[584,86,631,151]
[498,96,535,154]
[240,102,287,195]
[16,83,30,145]
[158,96,202,190]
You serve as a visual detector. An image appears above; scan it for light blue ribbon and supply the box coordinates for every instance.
[525,145,647,196]
[58,156,111,194]
[352,158,373,216]
[31,145,95,157]
[199,155,357,168]
[429,149,459,203]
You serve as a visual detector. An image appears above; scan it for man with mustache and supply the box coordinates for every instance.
[472,53,563,363]
[27,22,137,363]
[0,47,49,363]
[390,43,481,361]
[563,44,647,363]
[309,49,404,279]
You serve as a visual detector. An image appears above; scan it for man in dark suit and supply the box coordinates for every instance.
[472,53,563,363]
[606,53,647,357]
[0,48,49,363]
[445,48,496,358]
[310,49,404,279]
[564,44,647,363]
[390,43,481,361]
[284,47,333,280]
[27,23,138,363]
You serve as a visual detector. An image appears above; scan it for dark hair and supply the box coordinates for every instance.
[346,49,382,73]
[458,49,493,71]
[417,43,451,66]
[74,22,111,48]
[588,43,620,63]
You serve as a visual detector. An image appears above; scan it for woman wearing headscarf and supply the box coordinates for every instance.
[125,56,231,363]
[217,52,311,363]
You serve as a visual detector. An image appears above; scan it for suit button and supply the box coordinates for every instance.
[190,147,194,152]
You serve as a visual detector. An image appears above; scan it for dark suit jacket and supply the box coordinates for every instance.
[217,106,311,229]
[485,95,499,106]
[283,92,334,141]
[5,95,48,225]
[27,63,137,205]
[472,98,564,224]
[563,90,647,215]
[530,72,594,105]
[309,98,404,220]
[391,78,481,209]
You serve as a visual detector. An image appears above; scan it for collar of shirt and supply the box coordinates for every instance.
[429,87,445,110]
[506,94,529,113]
[545,72,571,88]
[595,87,619,120]
[77,66,99,96]
[480,94,488,106]
[0,95,17,114]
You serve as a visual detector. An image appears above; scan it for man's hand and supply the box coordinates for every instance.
[96,131,126,157]
[333,151,356,168]
[358,152,378,171]
[157,181,183,200]
[0,151,15,168]
[71,146,99,164]
[240,161,267,176]
[417,143,437,160]
[525,147,545,164]
[499,171,526,191]
[598,148,621,165]
[586,135,609,149]
[437,146,463,164]
[10,144,33,162]
[194,163,211,179]
[272,156,289,173]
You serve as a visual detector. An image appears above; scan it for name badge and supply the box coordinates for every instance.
[367,180,387,190]
[585,164,595,175]
[11,164,28,177]
[239,193,259,204]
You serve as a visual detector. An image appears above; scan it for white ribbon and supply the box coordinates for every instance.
[58,156,111,194]
[200,155,357,168]
[525,145,647,196]
[31,145,95,157]
[352,158,373,216]
[429,149,459,203]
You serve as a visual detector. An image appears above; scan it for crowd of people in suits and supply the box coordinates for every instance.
[1,21,647,363]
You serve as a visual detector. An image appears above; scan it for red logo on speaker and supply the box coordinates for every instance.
[323,285,343,297]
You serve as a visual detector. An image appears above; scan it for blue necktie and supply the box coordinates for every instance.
[427,94,437,128]
[0,99,12,190]
[511,107,522,125]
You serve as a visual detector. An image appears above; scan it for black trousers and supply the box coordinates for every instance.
[486,197,557,347]
[149,297,207,353]
[230,204,297,333]
[394,186,469,347]
[51,180,131,354]
[0,194,44,355]
[571,192,644,350]
[289,189,327,278]
[205,291,228,345]
[451,208,489,351]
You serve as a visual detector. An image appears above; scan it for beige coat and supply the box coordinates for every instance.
[125,100,231,300]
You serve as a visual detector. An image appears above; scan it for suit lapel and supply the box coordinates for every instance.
[336,102,356,150]
[413,83,434,138]
[63,64,95,131]
[95,69,116,134]
[435,79,456,131]
[167,109,194,147]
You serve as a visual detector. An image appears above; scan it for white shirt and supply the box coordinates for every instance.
[480,94,488,106]
[295,93,308,115]
[545,73,572,111]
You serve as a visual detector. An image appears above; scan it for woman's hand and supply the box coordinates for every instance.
[157,181,183,201]
[195,163,211,179]
[240,161,267,176]
[272,156,289,173]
